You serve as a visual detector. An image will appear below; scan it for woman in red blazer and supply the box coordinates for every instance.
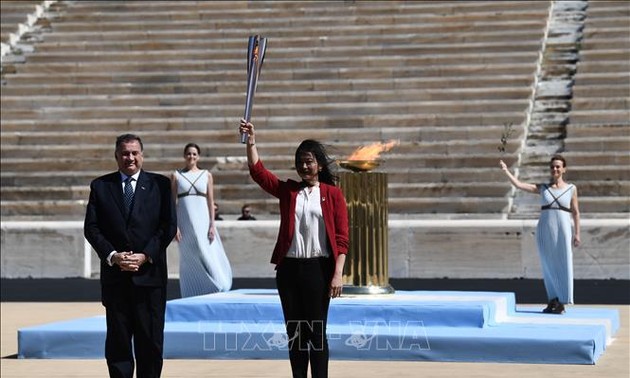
[240,119,349,378]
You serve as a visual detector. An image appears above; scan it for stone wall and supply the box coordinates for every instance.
[1,219,628,280]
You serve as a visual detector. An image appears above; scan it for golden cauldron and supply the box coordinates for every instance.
[338,159,393,295]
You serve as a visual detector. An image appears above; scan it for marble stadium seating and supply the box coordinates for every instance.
[1,1,628,220]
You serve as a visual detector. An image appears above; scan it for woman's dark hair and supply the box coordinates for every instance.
[295,139,338,185]
[550,154,566,167]
[184,143,201,155]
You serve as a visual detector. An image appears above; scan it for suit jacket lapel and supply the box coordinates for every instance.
[319,184,330,220]
[131,170,150,217]
[107,173,126,216]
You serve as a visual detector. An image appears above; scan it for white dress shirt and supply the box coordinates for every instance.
[286,185,330,259]
[106,171,141,266]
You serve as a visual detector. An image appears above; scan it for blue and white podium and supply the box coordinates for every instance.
[18,289,619,364]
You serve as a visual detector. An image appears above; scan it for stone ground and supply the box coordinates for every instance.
[1,302,628,378]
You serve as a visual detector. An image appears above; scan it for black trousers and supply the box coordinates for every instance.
[276,257,334,378]
[102,280,167,378]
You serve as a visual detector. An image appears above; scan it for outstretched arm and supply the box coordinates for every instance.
[239,118,259,167]
[499,160,538,194]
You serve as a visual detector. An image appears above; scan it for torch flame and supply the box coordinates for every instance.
[347,140,399,161]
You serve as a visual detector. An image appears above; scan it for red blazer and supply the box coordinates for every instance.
[249,160,349,266]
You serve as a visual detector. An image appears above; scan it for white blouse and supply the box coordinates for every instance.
[285,185,330,259]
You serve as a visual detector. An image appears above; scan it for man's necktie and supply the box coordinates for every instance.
[123,177,134,214]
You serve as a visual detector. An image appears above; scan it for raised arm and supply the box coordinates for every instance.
[499,160,538,194]
[239,118,259,167]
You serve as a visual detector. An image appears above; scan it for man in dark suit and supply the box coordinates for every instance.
[84,133,177,378]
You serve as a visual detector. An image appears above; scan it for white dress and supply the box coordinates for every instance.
[175,169,232,297]
[536,184,575,304]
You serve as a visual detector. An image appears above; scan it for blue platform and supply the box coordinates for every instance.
[18,289,619,364]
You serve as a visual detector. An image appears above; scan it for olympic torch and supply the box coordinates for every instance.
[241,35,268,144]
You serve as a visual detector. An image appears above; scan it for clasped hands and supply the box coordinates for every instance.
[113,251,147,272]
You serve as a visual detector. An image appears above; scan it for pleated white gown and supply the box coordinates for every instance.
[536,184,575,304]
[175,170,232,297]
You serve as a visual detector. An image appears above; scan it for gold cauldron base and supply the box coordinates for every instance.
[343,284,395,296]
[339,171,394,295]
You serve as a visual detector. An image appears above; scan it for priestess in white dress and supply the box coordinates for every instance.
[499,155,580,315]
[171,143,232,297]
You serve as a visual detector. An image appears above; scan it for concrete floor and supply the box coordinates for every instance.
[1,302,628,378]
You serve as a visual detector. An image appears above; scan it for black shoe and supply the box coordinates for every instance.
[542,298,559,314]
[551,303,566,314]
